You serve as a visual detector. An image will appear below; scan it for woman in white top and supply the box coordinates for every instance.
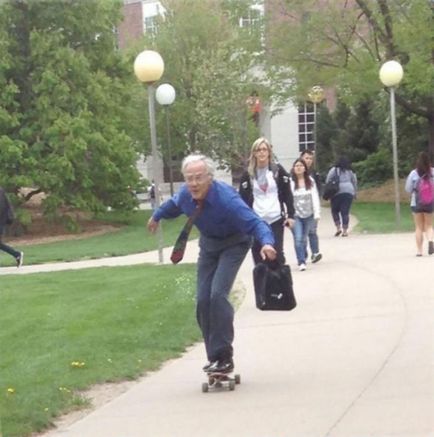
[290,158,321,271]
[239,137,294,265]
[404,151,434,256]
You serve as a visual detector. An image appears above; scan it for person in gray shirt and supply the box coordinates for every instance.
[325,157,357,237]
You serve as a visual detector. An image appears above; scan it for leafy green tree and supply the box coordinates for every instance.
[267,0,434,154]
[140,0,265,173]
[0,0,141,218]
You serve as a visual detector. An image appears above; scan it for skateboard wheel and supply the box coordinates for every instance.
[229,380,235,391]
[234,374,241,384]
[202,382,209,393]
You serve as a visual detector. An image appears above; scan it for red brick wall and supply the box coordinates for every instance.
[117,2,144,50]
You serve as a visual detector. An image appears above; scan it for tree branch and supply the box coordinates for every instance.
[393,91,430,119]
[377,0,397,57]
[23,188,43,202]
[354,0,387,46]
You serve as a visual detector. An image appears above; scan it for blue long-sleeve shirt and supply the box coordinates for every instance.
[153,180,275,247]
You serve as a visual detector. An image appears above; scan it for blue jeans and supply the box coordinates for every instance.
[305,219,319,257]
[291,215,315,265]
[196,233,251,362]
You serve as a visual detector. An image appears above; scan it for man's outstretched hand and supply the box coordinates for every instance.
[147,217,159,234]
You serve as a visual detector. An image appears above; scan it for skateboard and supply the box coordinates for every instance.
[201,372,241,392]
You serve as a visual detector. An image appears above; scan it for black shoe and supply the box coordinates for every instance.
[429,241,434,255]
[202,361,216,372]
[208,358,234,374]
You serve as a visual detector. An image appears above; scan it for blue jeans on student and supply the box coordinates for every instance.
[292,215,315,265]
[196,233,251,362]
[305,219,319,258]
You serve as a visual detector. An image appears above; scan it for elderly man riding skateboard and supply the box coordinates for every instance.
[148,153,276,374]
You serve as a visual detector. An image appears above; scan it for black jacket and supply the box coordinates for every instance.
[239,163,294,219]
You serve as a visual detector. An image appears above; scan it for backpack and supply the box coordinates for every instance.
[416,175,434,207]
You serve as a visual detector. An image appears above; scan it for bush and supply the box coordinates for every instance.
[352,148,393,187]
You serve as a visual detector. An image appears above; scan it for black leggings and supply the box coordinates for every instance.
[251,218,285,265]
[0,227,20,259]
[331,193,354,230]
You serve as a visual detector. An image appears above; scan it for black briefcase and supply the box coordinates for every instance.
[253,262,296,311]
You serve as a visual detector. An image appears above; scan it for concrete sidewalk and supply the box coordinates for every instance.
[4,212,434,437]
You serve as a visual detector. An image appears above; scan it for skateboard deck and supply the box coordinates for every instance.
[202,372,240,392]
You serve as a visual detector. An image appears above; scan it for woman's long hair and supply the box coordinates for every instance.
[416,151,432,178]
[247,137,274,178]
[291,158,312,190]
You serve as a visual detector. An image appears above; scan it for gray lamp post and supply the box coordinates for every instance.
[134,50,165,263]
[156,83,176,196]
[308,85,325,171]
[379,60,404,227]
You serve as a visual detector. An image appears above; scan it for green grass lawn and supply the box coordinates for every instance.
[352,202,414,233]
[0,264,200,437]
[1,210,198,267]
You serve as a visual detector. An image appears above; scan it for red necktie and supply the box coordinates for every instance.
[170,201,203,264]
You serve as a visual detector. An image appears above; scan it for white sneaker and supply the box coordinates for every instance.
[299,263,306,271]
[311,253,322,263]
[16,252,24,268]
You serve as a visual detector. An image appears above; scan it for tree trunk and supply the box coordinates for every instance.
[429,112,434,159]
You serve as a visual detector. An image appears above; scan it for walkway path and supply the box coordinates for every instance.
[3,212,434,437]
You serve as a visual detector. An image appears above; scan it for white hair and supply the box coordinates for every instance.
[181,153,215,178]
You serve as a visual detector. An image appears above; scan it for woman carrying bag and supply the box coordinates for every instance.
[325,156,357,237]
[239,137,294,265]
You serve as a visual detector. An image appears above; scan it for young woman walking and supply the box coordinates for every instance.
[325,157,357,237]
[289,158,320,271]
[239,137,294,265]
[405,151,434,256]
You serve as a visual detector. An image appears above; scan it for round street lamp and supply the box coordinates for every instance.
[134,50,165,263]
[156,83,176,196]
[308,85,325,172]
[379,60,404,227]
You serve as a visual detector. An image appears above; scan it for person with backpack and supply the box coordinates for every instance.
[325,156,357,237]
[239,137,295,265]
[405,151,434,256]
[0,187,23,267]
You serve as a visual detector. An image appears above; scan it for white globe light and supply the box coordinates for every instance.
[156,83,176,105]
[379,60,404,87]
[134,50,164,83]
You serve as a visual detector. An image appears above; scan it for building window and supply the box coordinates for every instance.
[144,16,158,35]
[298,102,315,152]
[239,7,261,29]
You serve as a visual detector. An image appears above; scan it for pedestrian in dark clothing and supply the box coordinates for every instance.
[325,156,357,237]
[0,187,23,267]
[239,137,294,265]
[147,153,276,374]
